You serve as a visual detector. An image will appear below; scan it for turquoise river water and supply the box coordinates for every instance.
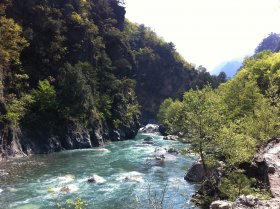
[0,133,197,209]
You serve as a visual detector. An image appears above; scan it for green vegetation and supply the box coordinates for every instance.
[0,0,226,155]
[57,197,87,209]
[0,0,279,207]
[158,51,280,203]
[219,170,257,201]
[0,0,141,151]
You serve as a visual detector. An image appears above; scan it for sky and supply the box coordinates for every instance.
[124,0,280,72]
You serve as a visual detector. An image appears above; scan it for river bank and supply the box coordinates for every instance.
[210,138,280,209]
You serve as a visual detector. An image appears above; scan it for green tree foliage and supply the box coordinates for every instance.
[0,13,28,100]
[158,51,280,201]
[160,99,183,134]
[57,62,96,119]
[219,170,257,201]
[157,98,173,124]
[220,76,264,119]
[57,197,87,209]
[181,86,226,169]
[217,122,257,165]
[0,17,28,67]
[0,94,34,126]
[32,80,58,112]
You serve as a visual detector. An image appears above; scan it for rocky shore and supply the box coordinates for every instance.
[210,138,280,209]
[0,119,139,161]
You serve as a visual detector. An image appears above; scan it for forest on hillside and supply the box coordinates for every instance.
[0,0,226,158]
[158,50,280,206]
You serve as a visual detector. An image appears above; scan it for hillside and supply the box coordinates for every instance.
[0,0,225,158]
[255,33,280,54]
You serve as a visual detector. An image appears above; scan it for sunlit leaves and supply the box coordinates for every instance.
[0,17,28,67]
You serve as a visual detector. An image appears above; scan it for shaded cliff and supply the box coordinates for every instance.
[0,0,140,159]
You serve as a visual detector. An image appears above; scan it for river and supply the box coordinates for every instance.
[0,133,197,209]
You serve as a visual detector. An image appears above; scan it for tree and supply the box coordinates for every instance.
[216,122,257,165]
[157,98,174,123]
[220,73,264,120]
[57,62,96,119]
[0,16,28,99]
[161,99,184,134]
[181,86,226,170]
[32,80,58,112]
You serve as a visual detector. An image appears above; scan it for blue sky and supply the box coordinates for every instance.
[124,0,280,71]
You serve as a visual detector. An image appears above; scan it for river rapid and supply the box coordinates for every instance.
[0,133,197,209]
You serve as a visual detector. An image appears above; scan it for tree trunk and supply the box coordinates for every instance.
[199,141,206,171]
[0,65,3,100]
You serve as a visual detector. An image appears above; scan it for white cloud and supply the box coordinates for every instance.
[124,0,280,71]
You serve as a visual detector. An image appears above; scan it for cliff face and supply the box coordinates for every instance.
[0,0,140,159]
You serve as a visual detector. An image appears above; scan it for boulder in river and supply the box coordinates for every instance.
[142,141,154,145]
[139,124,159,133]
[167,148,179,154]
[154,147,167,155]
[94,148,110,153]
[210,200,233,209]
[163,135,179,141]
[184,163,206,182]
[268,164,276,174]
[88,174,106,183]
[124,175,144,183]
[144,136,154,141]
[155,154,165,160]
[159,124,168,136]
[122,171,144,183]
[58,174,75,182]
[48,184,79,193]
[235,195,259,207]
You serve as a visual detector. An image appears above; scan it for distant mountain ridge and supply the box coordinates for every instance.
[255,33,280,53]
[212,33,280,79]
[211,59,242,78]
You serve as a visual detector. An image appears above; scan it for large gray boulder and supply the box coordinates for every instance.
[184,163,206,182]
[142,141,154,145]
[167,148,179,154]
[87,174,106,183]
[210,195,260,209]
[163,135,179,141]
[235,195,259,207]
[139,124,159,133]
[144,136,154,141]
[210,200,233,209]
